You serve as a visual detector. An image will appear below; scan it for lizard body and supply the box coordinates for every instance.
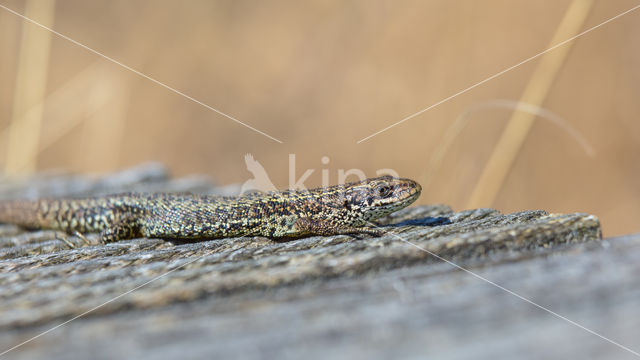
[0,176,421,242]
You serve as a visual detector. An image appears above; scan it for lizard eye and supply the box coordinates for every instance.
[343,199,352,210]
[377,186,393,198]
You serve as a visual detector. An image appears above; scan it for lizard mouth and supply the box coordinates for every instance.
[378,178,422,212]
[400,179,422,201]
[400,188,421,206]
[409,182,422,197]
[395,180,422,209]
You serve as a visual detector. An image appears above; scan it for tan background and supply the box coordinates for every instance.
[0,0,638,236]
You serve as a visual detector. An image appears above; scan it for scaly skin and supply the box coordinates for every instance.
[0,176,421,242]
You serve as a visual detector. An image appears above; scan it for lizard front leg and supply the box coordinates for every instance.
[294,217,383,237]
[100,215,141,243]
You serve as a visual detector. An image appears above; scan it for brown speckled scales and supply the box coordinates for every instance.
[0,176,421,243]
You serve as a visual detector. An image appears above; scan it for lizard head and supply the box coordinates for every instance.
[340,175,422,222]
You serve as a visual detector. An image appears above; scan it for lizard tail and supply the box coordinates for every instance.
[0,199,48,229]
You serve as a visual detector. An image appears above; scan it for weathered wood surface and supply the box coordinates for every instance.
[0,164,637,359]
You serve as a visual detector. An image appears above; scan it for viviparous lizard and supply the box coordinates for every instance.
[0,176,421,242]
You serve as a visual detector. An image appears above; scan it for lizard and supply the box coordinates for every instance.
[0,175,421,243]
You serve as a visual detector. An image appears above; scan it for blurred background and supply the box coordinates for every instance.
[0,0,638,236]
